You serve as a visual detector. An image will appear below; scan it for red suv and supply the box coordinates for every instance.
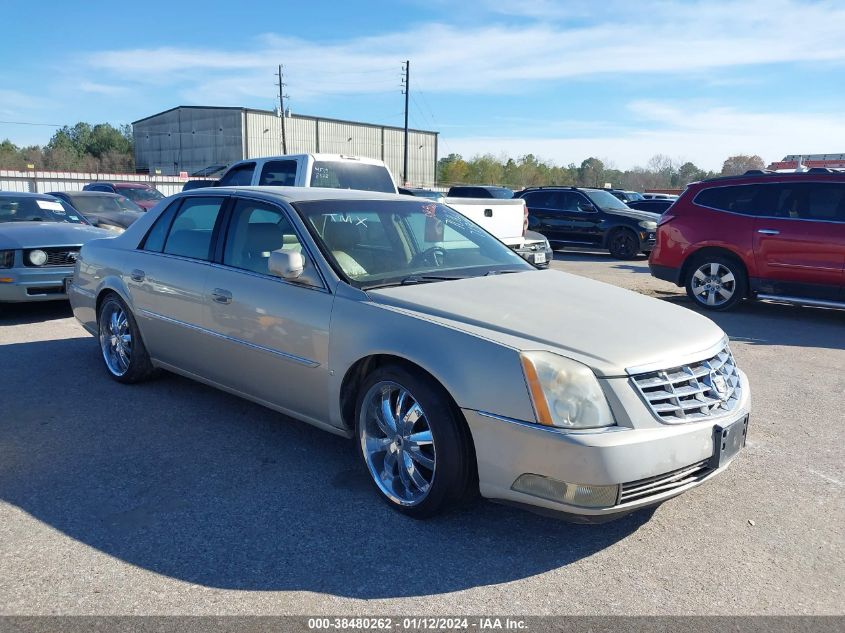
[649,170,845,310]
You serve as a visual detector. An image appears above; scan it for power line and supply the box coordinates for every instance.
[0,120,63,127]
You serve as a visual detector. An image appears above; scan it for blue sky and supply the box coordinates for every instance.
[2,0,845,170]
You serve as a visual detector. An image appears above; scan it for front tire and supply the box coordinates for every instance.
[97,293,155,383]
[684,254,747,311]
[355,364,474,518]
[608,228,640,259]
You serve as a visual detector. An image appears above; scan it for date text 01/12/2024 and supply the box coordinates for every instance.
[307,617,528,630]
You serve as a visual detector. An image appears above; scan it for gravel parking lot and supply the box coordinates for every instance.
[0,251,842,615]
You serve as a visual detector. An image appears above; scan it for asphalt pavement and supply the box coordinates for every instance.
[0,250,842,615]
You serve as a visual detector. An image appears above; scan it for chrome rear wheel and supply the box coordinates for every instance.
[99,301,132,377]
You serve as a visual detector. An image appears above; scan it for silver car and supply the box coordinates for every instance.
[0,192,112,303]
[69,187,750,521]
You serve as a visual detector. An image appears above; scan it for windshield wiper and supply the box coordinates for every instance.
[484,269,525,276]
[400,274,465,285]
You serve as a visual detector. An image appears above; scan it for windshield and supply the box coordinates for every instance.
[295,199,533,289]
[117,186,164,202]
[0,197,89,224]
[69,195,141,214]
[585,189,632,210]
[309,161,396,193]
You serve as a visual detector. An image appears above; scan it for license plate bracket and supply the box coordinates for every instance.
[711,415,749,468]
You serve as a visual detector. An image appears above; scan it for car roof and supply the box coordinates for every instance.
[191,186,408,203]
[229,153,388,167]
[52,190,121,198]
[0,190,55,199]
[89,182,152,188]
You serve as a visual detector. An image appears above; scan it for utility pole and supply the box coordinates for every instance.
[276,64,289,154]
[401,60,410,185]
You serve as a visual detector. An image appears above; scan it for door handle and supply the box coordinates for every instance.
[211,288,232,304]
[130,269,145,282]
[757,229,780,235]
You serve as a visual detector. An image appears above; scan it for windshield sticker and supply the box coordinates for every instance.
[69,216,79,221]
[36,200,65,211]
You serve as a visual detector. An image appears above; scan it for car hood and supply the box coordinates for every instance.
[0,222,112,249]
[601,207,661,222]
[367,270,725,377]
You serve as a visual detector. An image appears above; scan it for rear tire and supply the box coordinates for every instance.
[354,363,474,518]
[97,293,156,383]
[608,228,640,259]
[684,254,747,311]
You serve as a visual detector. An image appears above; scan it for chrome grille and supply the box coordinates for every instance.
[620,460,713,504]
[631,346,742,423]
[23,248,80,267]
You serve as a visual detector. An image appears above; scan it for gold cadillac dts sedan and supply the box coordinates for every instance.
[69,187,750,521]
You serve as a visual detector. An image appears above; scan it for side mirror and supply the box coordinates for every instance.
[268,250,305,279]
[578,201,596,212]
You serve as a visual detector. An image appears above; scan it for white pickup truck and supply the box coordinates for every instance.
[444,196,550,267]
[213,154,551,266]
[215,153,398,193]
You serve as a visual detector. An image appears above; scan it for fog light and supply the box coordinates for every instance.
[512,474,619,508]
[29,249,47,266]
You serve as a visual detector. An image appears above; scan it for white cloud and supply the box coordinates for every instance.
[84,0,845,99]
[78,81,128,96]
[445,102,845,171]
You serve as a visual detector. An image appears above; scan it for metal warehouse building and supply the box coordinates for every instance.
[132,106,439,187]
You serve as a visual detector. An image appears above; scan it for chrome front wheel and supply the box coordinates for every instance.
[99,301,132,377]
[359,381,437,507]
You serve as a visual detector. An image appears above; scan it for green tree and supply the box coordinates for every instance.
[437,153,470,185]
[466,153,504,185]
[721,154,765,176]
[0,139,24,169]
[578,157,605,187]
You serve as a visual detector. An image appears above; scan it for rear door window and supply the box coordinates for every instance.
[258,160,298,186]
[218,163,256,187]
[522,191,554,208]
[161,197,226,261]
[769,183,845,221]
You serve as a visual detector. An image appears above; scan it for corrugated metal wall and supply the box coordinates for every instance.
[135,107,437,187]
[0,170,186,195]
[245,112,436,186]
[134,108,243,176]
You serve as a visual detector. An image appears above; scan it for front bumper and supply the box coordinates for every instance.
[0,266,75,302]
[513,243,553,268]
[463,383,750,521]
[639,231,656,252]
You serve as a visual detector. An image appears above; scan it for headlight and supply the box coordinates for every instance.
[520,351,615,429]
[28,249,48,266]
[0,250,13,268]
[638,220,657,230]
[100,223,125,234]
